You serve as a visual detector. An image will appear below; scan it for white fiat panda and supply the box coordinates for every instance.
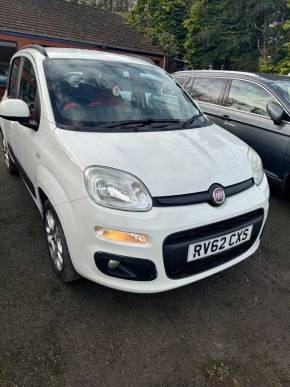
[0,46,269,293]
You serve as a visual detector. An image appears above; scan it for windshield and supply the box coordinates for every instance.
[44,59,201,131]
[271,81,290,105]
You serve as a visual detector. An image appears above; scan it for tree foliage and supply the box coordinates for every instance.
[129,0,191,57]
[184,0,260,71]
[273,0,290,74]
[129,0,289,73]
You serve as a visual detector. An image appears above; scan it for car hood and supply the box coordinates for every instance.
[54,124,253,197]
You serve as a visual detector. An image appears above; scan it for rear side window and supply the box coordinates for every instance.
[190,78,227,104]
[8,57,21,98]
[19,58,41,127]
[175,76,190,88]
[226,80,276,117]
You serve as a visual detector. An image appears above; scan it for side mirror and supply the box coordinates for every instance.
[0,99,30,123]
[266,101,284,125]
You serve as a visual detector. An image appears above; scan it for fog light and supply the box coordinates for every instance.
[95,227,149,244]
[95,252,157,281]
[108,260,120,269]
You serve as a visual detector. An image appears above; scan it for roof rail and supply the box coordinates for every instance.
[21,45,48,57]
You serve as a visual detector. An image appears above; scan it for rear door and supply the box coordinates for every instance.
[217,79,290,182]
[186,77,228,119]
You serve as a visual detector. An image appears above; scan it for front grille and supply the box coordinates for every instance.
[153,178,254,207]
[163,209,264,279]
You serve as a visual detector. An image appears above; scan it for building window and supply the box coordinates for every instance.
[0,41,17,88]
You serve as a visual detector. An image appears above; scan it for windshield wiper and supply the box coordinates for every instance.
[182,113,204,128]
[101,118,181,129]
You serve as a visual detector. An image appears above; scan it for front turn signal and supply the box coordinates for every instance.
[95,227,149,244]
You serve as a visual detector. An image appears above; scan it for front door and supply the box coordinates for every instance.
[11,56,41,198]
[216,79,290,182]
[1,56,22,151]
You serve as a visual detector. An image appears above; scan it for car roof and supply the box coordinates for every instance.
[173,70,289,84]
[17,46,156,67]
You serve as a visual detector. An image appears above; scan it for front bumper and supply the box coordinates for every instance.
[56,176,269,293]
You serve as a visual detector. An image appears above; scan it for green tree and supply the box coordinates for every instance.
[129,0,289,72]
[183,0,287,71]
[273,0,290,74]
[252,0,288,72]
[129,0,190,57]
[183,0,258,70]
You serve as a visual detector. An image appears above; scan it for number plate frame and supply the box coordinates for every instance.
[187,225,253,262]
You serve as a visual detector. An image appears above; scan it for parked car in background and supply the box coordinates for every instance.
[0,64,8,99]
[0,47,269,293]
[0,64,8,86]
[173,70,290,193]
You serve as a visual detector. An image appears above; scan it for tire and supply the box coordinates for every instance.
[1,132,18,175]
[43,201,80,283]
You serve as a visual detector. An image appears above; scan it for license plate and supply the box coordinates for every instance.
[187,225,253,262]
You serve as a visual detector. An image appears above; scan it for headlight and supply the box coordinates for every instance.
[84,166,152,211]
[248,147,264,186]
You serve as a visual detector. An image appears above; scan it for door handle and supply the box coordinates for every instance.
[222,114,231,120]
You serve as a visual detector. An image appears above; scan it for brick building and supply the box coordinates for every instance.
[0,0,165,97]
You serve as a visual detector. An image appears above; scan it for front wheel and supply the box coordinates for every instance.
[44,201,80,283]
[1,133,18,175]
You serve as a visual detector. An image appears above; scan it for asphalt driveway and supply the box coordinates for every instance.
[0,148,290,387]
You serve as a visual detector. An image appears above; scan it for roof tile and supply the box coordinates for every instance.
[0,0,164,55]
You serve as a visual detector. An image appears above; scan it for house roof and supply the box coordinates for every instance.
[0,0,164,56]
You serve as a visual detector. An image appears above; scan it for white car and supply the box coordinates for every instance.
[0,46,269,293]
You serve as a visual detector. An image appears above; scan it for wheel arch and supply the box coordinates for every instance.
[36,164,71,215]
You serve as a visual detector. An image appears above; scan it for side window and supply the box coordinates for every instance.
[190,78,227,104]
[8,57,21,98]
[226,80,276,117]
[19,58,41,127]
[175,76,190,88]
[184,77,195,94]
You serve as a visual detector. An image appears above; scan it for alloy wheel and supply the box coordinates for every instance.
[45,210,64,272]
[2,137,10,169]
